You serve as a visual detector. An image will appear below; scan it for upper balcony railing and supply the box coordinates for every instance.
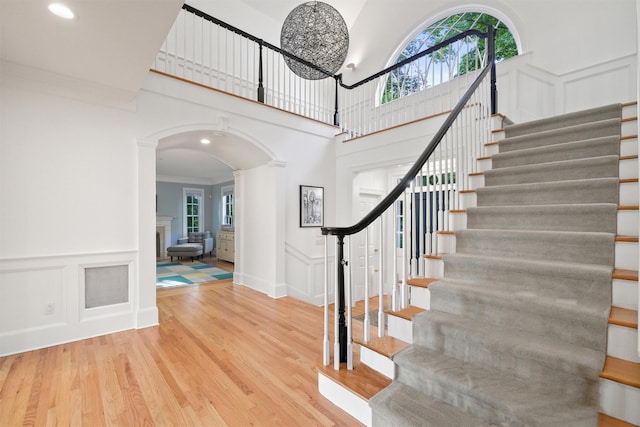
[152,4,496,139]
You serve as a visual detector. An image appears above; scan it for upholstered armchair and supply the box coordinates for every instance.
[167,231,213,261]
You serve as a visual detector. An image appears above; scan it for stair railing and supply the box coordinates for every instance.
[322,28,496,368]
[151,4,496,368]
[152,4,496,139]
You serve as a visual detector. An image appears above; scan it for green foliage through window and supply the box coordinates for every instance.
[382,12,517,104]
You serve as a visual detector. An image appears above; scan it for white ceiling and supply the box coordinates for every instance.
[0,0,184,99]
[157,130,273,185]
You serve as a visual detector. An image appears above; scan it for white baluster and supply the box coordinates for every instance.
[378,217,385,338]
[364,228,370,343]
[323,235,330,366]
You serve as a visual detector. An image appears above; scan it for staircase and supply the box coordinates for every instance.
[319,103,640,426]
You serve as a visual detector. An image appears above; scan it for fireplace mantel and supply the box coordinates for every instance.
[157,215,174,226]
[156,216,174,258]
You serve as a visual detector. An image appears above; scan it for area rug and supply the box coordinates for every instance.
[156,260,233,288]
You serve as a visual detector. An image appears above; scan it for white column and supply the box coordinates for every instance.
[136,137,159,328]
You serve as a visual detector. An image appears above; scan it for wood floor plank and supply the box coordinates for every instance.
[0,274,361,426]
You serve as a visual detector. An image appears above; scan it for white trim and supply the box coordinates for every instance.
[318,372,372,426]
[386,7,524,72]
[182,187,205,235]
[221,184,234,229]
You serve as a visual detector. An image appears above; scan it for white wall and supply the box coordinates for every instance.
[0,63,337,356]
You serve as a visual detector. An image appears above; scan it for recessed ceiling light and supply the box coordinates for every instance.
[48,3,75,19]
[200,138,211,145]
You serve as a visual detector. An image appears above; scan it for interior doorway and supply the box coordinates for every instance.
[352,191,383,302]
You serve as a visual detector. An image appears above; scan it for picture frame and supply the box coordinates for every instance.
[300,185,324,227]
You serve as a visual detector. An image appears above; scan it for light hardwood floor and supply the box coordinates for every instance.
[0,267,361,426]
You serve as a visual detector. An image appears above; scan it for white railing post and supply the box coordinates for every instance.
[401,189,408,309]
[392,200,399,312]
[323,235,330,366]
[363,227,370,342]
[378,217,384,338]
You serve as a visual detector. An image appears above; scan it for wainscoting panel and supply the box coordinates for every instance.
[0,250,138,356]
[562,58,637,113]
[495,52,637,124]
[285,242,335,306]
[0,265,67,334]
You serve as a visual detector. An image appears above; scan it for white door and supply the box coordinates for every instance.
[353,192,381,302]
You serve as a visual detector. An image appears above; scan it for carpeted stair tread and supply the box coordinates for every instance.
[455,228,615,265]
[370,104,622,426]
[504,104,622,138]
[428,278,609,350]
[491,135,620,169]
[483,155,619,186]
[369,382,493,427]
[475,178,619,207]
[393,346,599,426]
[371,385,481,426]
[443,252,612,300]
[467,203,618,233]
[500,118,621,152]
[411,309,605,382]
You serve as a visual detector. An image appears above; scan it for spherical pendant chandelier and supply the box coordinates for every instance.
[280,1,349,80]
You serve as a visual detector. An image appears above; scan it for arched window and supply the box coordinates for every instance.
[382,12,518,103]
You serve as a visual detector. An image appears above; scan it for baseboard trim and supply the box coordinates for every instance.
[137,306,159,329]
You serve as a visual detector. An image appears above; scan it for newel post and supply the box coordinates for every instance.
[488,26,497,114]
[336,234,347,363]
[257,41,265,103]
[333,76,340,127]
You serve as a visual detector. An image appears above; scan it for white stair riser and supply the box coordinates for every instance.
[449,211,467,232]
[608,324,640,363]
[469,175,484,190]
[387,315,413,343]
[425,258,444,279]
[620,157,638,180]
[622,120,638,135]
[491,116,505,130]
[612,278,639,311]
[477,158,492,172]
[318,373,372,426]
[615,240,639,271]
[436,233,456,254]
[460,192,477,209]
[599,378,640,426]
[618,209,639,236]
[620,181,639,205]
[620,137,638,156]
[359,346,395,379]
[409,286,430,310]
[485,143,499,157]
[622,104,637,119]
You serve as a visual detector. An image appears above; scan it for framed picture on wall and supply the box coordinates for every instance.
[300,185,324,227]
